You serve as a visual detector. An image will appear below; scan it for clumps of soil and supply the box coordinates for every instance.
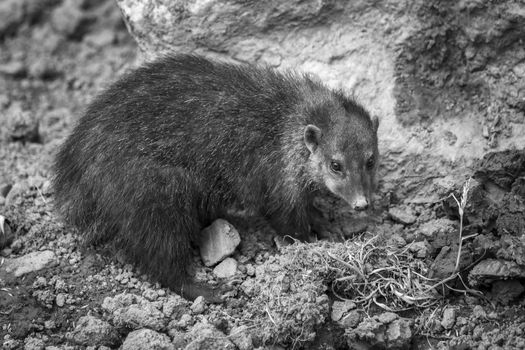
[235,235,440,348]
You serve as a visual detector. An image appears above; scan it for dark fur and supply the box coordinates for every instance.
[53,55,377,299]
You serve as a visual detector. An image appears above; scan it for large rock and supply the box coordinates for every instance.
[1,250,56,277]
[116,0,525,167]
[199,219,241,267]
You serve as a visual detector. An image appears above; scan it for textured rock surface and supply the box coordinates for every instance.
[116,0,525,166]
[199,219,241,267]
[1,250,56,277]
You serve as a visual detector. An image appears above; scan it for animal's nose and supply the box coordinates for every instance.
[353,197,369,211]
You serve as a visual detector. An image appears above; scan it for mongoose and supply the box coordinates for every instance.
[53,54,379,301]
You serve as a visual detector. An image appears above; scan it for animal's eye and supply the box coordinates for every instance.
[366,156,375,169]
[330,161,342,173]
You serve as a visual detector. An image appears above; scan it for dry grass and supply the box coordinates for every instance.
[284,236,441,313]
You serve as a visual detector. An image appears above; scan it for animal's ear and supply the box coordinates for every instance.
[371,114,379,132]
[304,124,322,153]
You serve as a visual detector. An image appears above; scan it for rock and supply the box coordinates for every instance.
[331,300,356,322]
[185,323,236,350]
[418,218,457,250]
[441,307,456,330]
[162,295,189,318]
[468,259,525,287]
[229,325,253,350]
[240,278,258,297]
[199,219,241,267]
[67,315,119,347]
[386,318,413,349]
[346,315,412,349]
[388,207,417,225]
[4,107,40,144]
[190,296,206,315]
[121,329,173,350]
[408,240,431,258]
[472,305,487,320]
[377,312,398,324]
[50,0,85,37]
[102,293,167,331]
[340,310,362,329]
[490,280,524,305]
[4,181,30,206]
[84,29,116,47]
[213,257,238,278]
[1,250,56,277]
[0,61,26,77]
[28,58,60,80]
[0,0,24,36]
[23,336,44,350]
[142,288,159,301]
[55,293,66,307]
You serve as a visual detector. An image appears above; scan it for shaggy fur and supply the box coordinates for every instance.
[53,54,378,300]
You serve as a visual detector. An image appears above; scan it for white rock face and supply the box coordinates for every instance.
[115,0,525,175]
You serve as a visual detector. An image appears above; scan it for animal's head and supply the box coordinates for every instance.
[304,99,379,211]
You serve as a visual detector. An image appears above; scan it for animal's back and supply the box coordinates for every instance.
[53,54,378,301]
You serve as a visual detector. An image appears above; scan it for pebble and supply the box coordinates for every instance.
[121,329,173,350]
[56,293,66,307]
[441,307,456,329]
[213,257,238,278]
[199,219,241,266]
[67,315,119,347]
[190,296,206,315]
[388,207,417,225]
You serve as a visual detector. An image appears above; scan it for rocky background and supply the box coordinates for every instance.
[0,0,524,349]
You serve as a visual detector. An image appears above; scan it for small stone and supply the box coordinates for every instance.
[386,318,413,348]
[331,300,356,321]
[409,240,431,258]
[56,293,66,307]
[175,313,193,328]
[388,207,416,225]
[340,310,362,328]
[245,263,255,276]
[102,293,167,331]
[213,257,238,278]
[472,305,487,319]
[50,0,84,37]
[229,325,253,350]
[142,288,159,301]
[0,61,26,77]
[121,329,173,350]
[468,259,525,286]
[4,108,40,144]
[23,336,45,350]
[67,315,119,347]
[240,278,258,297]
[84,29,116,47]
[190,296,206,315]
[441,307,456,330]
[199,219,241,266]
[162,295,188,318]
[377,312,398,324]
[1,250,56,277]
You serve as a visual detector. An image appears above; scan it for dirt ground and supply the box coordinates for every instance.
[0,1,524,349]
